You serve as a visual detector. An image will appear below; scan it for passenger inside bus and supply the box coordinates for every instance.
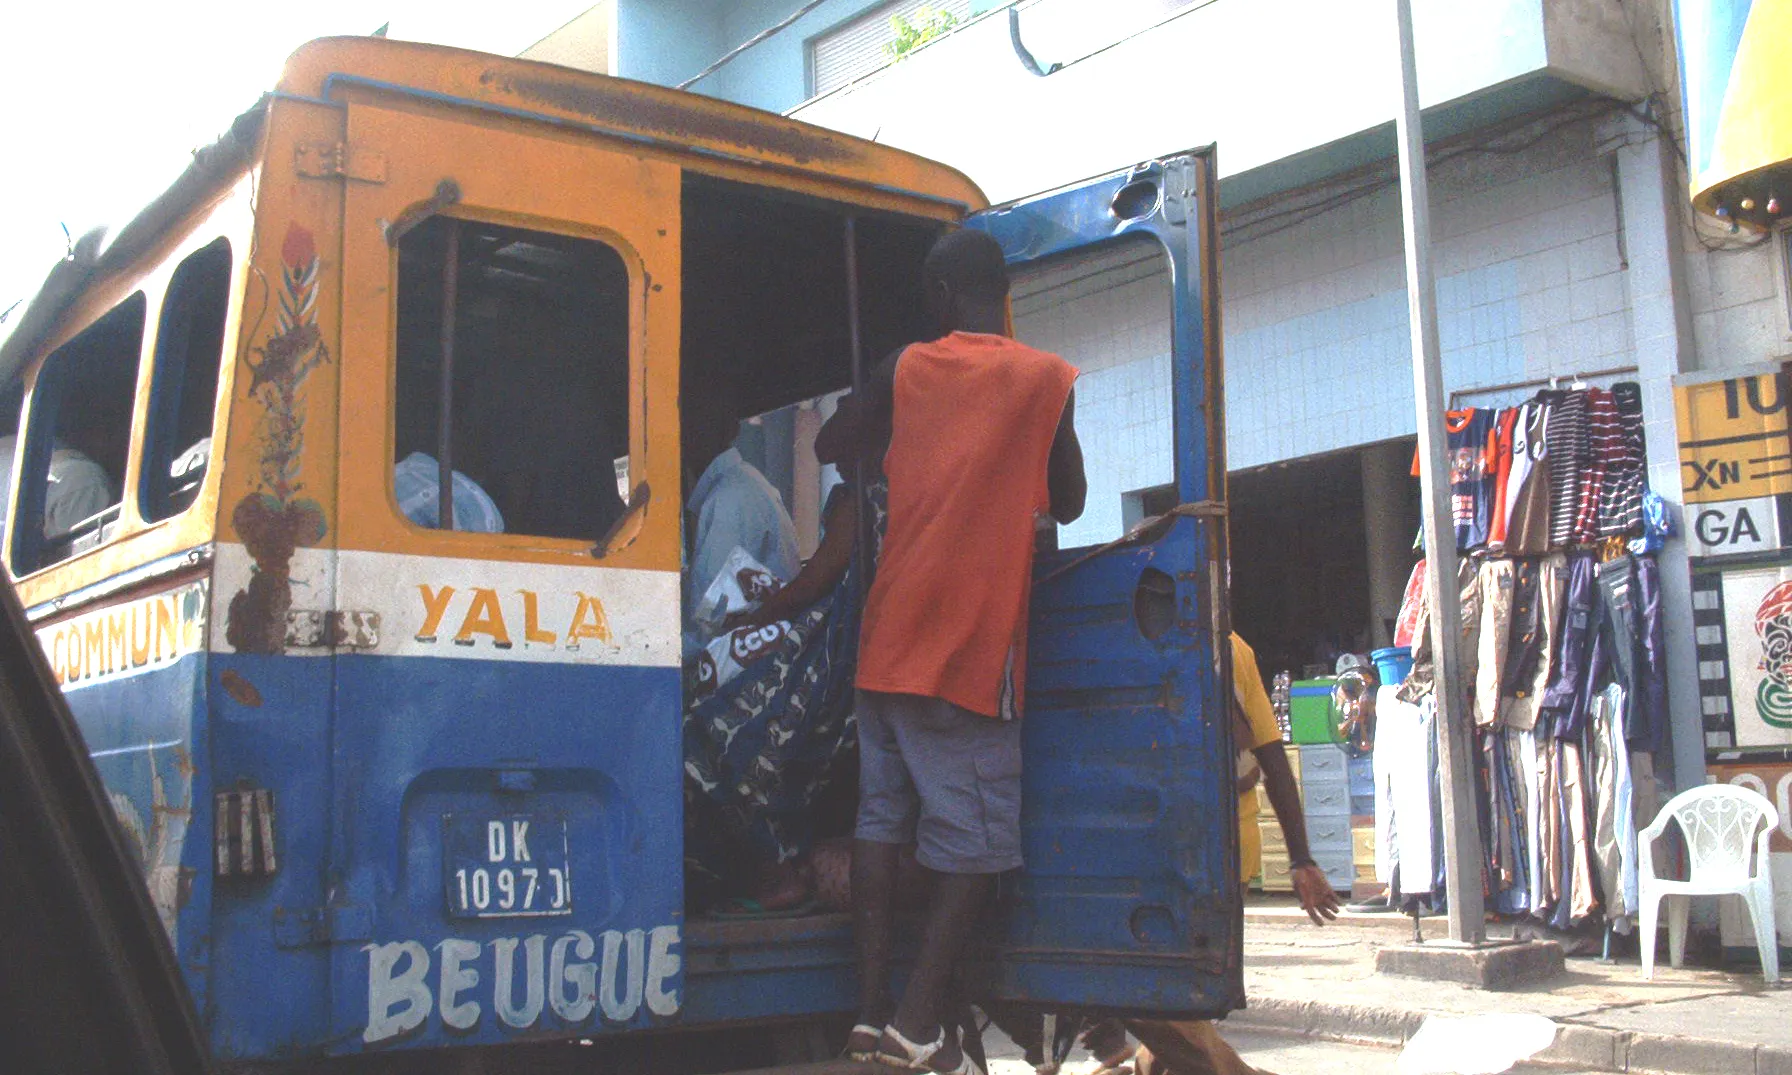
[0,388,114,545]
[684,393,888,916]
[672,176,941,917]
[680,374,798,658]
[4,291,143,571]
[392,451,505,533]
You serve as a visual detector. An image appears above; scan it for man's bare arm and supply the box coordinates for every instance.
[1047,388,1086,524]
[815,349,900,467]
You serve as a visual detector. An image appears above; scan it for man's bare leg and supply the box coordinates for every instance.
[848,839,901,1055]
[884,870,992,1070]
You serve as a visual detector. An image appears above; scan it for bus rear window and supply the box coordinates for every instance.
[394,217,631,541]
[12,293,145,573]
[142,237,231,522]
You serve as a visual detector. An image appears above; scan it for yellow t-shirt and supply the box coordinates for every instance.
[1231,632,1283,881]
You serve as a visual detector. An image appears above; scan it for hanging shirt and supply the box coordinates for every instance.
[1545,390,1588,549]
[1596,382,1647,536]
[1485,407,1521,553]
[856,332,1078,719]
[1411,409,1497,551]
[1503,402,1552,556]
[1574,388,1620,544]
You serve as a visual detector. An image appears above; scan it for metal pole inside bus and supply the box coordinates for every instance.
[843,216,870,603]
[437,220,460,530]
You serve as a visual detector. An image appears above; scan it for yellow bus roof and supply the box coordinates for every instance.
[277,37,989,216]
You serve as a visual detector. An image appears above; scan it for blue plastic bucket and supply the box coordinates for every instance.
[1370,646,1413,686]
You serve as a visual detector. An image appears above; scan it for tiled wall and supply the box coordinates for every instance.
[1684,225,1791,371]
[1012,112,1702,546]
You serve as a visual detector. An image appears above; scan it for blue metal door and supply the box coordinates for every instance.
[967,150,1240,1018]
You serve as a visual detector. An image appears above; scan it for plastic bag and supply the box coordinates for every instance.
[688,547,793,699]
[1629,487,1674,555]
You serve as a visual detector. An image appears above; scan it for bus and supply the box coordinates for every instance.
[0,36,1235,1067]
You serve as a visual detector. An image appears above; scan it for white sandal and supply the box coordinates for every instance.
[875,1025,984,1075]
[846,1023,884,1062]
[875,1024,943,1069]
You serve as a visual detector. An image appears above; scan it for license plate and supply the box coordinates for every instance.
[443,814,571,918]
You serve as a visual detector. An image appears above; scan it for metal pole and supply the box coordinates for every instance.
[843,216,870,605]
[436,221,460,531]
[1393,0,1485,944]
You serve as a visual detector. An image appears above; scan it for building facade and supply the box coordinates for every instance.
[529,0,1792,803]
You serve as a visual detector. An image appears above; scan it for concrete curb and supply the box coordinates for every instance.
[1225,995,1792,1075]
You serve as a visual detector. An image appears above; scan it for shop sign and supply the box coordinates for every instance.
[1675,371,1792,508]
[1689,566,1792,752]
[1687,495,1782,557]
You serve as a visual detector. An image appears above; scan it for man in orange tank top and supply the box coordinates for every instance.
[840,230,1085,1075]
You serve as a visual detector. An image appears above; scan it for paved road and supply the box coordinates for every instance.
[981,1029,1594,1075]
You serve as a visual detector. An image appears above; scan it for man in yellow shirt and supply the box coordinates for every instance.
[1231,631,1338,921]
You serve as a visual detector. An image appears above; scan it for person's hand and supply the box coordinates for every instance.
[721,590,785,633]
[721,607,769,632]
[1290,863,1341,925]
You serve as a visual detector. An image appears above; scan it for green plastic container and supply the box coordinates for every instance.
[1289,679,1340,744]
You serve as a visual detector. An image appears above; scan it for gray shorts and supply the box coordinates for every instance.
[854,689,1024,874]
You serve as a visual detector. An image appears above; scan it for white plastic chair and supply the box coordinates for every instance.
[1638,784,1780,983]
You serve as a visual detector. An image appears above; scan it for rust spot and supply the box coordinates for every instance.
[480,69,861,166]
[220,669,263,708]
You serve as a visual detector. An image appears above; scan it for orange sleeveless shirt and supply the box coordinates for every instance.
[855,332,1078,719]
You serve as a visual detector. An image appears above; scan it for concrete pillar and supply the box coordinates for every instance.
[1360,440,1418,650]
[1609,113,1705,792]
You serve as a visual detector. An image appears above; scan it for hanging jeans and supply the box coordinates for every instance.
[1631,555,1669,754]
[1586,684,1636,925]
[1542,552,1599,739]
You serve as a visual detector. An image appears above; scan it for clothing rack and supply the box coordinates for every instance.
[1447,365,1640,406]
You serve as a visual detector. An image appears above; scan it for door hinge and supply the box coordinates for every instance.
[285,609,381,650]
[295,142,387,183]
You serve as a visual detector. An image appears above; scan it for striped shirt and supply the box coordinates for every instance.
[1544,391,1586,549]
[1574,388,1620,544]
[1596,382,1647,536]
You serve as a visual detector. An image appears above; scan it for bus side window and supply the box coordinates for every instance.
[142,237,231,522]
[12,294,145,574]
[394,217,630,541]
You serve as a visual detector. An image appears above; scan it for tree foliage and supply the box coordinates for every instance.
[885,6,959,60]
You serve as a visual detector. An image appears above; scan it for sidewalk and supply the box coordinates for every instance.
[1230,895,1790,1075]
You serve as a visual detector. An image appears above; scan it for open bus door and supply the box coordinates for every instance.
[967,149,1241,1018]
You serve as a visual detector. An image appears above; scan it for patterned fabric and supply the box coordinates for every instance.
[684,479,887,888]
[1544,390,1587,549]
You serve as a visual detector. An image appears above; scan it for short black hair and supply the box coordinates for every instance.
[924,229,1010,303]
